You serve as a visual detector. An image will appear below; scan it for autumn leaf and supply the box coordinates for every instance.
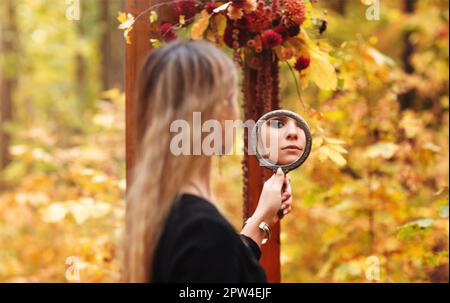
[150,38,161,48]
[42,203,68,223]
[364,47,395,67]
[400,111,422,138]
[149,10,158,24]
[324,137,346,145]
[117,12,134,30]
[299,31,337,91]
[364,142,399,159]
[360,0,377,5]
[179,15,186,25]
[309,49,338,91]
[318,145,347,167]
[213,2,231,14]
[117,12,135,44]
[191,10,210,41]
[397,219,435,240]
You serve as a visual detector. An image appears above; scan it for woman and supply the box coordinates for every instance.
[259,116,307,166]
[123,40,293,283]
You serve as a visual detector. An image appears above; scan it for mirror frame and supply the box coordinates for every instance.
[250,109,312,174]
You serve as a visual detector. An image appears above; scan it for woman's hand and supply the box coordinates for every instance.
[279,175,293,220]
[253,168,293,225]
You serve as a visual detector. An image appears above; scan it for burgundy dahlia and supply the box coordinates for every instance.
[294,55,311,71]
[160,23,177,41]
[204,1,218,14]
[231,0,246,9]
[261,29,283,49]
[274,23,290,40]
[173,0,197,20]
[287,24,300,37]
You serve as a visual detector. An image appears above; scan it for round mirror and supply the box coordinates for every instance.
[250,110,312,174]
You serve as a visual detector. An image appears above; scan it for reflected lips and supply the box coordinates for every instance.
[282,145,302,151]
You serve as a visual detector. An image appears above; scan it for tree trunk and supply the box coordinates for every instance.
[100,0,125,91]
[125,0,154,184]
[100,0,113,91]
[398,0,417,111]
[0,0,18,171]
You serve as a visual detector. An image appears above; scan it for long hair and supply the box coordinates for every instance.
[122,40,238,282]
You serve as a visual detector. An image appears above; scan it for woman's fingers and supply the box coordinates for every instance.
[281,178,292,200]
[281,192,291,202]
[264,173,276,187]
[271,168,285,191]
[281,198,292,209]
[283,205,292,215]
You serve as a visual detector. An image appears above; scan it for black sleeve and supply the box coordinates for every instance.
[239,234,262,261]
[166,217,240,283]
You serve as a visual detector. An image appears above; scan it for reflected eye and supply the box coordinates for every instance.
[268,119,284,129]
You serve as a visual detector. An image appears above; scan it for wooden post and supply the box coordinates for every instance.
[125,0,281,282]
[242,50,281,282]
[125,0,153,184]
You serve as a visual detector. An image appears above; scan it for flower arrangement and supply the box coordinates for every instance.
[118,0,337,92]
[118,0,337,207]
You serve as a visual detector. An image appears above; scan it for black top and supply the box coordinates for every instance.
[152,193,267,283]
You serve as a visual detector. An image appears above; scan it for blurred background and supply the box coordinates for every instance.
[0,0,448,282]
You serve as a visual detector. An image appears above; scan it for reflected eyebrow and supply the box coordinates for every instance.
[267,116,288,122]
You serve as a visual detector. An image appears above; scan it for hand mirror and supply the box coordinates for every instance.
[250,109,312,173]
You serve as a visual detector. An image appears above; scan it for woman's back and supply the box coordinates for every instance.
[152,193,267,283]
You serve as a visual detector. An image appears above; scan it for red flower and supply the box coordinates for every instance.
[223,23,249,48]
[274,23,290,40]
[261,29,283,49]
[284,0,306,26]
[173,0,197,20]
[294,56,310,71]
[231,0,246,9]
[242,12,271,32]
[228,0,257,20]
[236,15,251,29]
[160,23,177,41]
[287,24,300,37]
[204,1,218,14]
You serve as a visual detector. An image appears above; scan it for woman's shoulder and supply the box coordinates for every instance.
[156,193,241,263]
[167,193,236,236]
[153,193,266,282]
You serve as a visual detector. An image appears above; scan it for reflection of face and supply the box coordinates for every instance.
[258,116,306,166]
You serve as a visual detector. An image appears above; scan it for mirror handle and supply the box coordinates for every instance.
[277,181,287,219]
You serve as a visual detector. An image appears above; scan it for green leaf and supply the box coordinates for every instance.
[150,38,161,48]
[439,205,449,218]
[397,219,435,240]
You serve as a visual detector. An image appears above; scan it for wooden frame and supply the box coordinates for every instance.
[125,0,281,282]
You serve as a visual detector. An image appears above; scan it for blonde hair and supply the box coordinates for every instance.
[122,40,238,282]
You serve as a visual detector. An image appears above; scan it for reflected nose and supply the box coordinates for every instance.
[285,121,299,141]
